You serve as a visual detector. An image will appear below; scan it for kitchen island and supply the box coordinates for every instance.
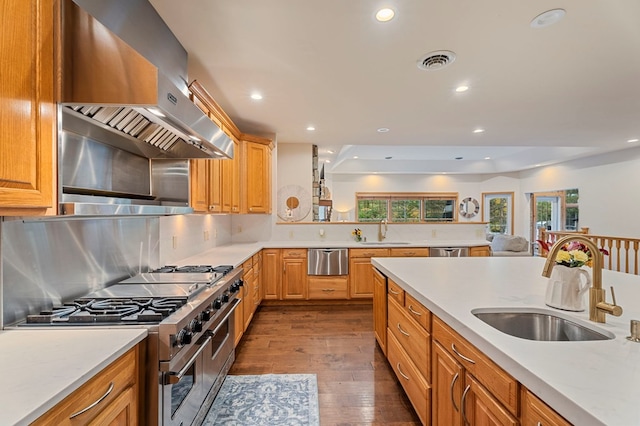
[372,256,640,425]
[0,328,147,426]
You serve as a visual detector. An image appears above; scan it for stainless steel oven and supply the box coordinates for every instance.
[161,297,238,426]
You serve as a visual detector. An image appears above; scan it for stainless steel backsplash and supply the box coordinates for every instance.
[1,217,159,326]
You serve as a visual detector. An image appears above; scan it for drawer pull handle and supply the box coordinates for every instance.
[396,362,410,381]
[405,251,416,255]
[69,382,114,419]
[397,323,410,337]
[408,305,422,316]
[461,384,471,425]
[451,343,476,364]
[450,372,460,412]
[322,288,335,292]
[389,288,400,295]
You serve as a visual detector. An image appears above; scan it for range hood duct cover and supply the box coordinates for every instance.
[59,0,233,160]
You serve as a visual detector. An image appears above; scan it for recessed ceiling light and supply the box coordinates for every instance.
[327,150,335,154]
[627,138,639,143]
[473,128,485,133]
[325,160,331,163]
[530,9,566,28]
[455,85,469,93]
[306,126,315,131]
[377,127,390,133]
[484,157,491,160]
[375,8,395,22]
[250,93,263,100]
[353,156,359,159]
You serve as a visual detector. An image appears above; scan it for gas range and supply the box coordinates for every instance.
[19,263,244,425]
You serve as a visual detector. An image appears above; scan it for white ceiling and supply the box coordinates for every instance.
[149,0,640,174]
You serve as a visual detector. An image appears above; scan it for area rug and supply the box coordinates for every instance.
[201,374,320,426]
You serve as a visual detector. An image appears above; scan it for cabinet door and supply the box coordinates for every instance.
[230,137,240,213]
[373,267,387,354]
[242,260,254,331]
[87,385,136,426]
[234,298,244,346]
[0,0,55,215]
[282,258,307,299]
[206,160,222,213]
[349,257,375,298]
[432,341,463,426]
[262,249,281,300]
[189,159,208,212]
[463,373,518,426]
[253,252,262,307]
[243,141,270,213]
[469,246,491,257]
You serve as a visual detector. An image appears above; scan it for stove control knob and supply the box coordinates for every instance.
[176,328,192,346]
[238,279,244,287]
[230,282,238,292]
[190,318,203,333]
[200,310,211,321]
[213,298,222,309]
[222,292,230,303]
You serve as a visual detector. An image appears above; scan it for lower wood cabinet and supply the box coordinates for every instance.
[308,276,348,299]
[282,249,308,300]
[349,248,389,298]
[262,248,281,300]
[33,345,139,425]
[373,268,388,354]
[521,388,572,426]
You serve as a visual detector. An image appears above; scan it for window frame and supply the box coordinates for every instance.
[355,192,459,223]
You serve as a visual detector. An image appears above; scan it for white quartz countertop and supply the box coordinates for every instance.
[371,256,640,426]
[176,240,488,268]
[0,328,147,426]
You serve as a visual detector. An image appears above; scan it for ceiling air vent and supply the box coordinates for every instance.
[417,50,456,71]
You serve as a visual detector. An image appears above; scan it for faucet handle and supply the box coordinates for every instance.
[596,286,623,317]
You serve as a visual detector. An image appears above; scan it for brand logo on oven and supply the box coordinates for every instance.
[167,92,178,105]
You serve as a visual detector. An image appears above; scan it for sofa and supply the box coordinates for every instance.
[487,234,531,257]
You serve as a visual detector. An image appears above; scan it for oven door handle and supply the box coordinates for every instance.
[211,298,240,337]
[166,334,213,385]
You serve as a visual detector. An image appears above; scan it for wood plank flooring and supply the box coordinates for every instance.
[229,304,422,425]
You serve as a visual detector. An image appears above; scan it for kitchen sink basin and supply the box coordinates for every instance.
[360,241,410,245]
[471,308,615,341]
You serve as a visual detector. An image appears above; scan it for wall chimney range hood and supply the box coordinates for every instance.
[59,0,233,160]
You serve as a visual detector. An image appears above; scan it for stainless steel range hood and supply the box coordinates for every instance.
[59,0,233,160]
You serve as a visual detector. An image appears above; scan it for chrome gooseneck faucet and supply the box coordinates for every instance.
[542,235,623,323]
[378,218,388,242]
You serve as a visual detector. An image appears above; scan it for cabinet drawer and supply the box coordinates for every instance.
[349,248,389,258]
[522,388,571,426]
[308,276,348,299]
[387,332,430,425]
[404,293,431,332]
[387,279,405,305]
[33,346,138,425]
[242,258,253,271]
[388,297,430,380]
[282,248,306,258]
[433,316,519,415]
[389,247,430,257]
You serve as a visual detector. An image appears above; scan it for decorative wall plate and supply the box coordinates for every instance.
[277,185,312,221]
[459,197,480,218]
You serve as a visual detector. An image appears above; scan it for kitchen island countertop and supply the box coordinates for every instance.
[0,328,147,426]
[372,256,640,426]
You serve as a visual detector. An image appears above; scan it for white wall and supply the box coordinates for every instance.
[276,144,313,222]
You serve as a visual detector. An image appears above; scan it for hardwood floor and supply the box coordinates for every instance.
[229,304,422,425]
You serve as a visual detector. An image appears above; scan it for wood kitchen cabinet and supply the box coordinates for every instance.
[282,248,308,299]
[521,388,572,426]
[262,248,282,300]
[190,159,209,213]
[240,135,273,214]
[252,251,263,307]
[373,268,388,354]
[307,276,349,299]
[469,245,491,257]
[242,258,255,331]
[349,248,389,298]
[0,0,56,216]
[432,316,519,425]
[33,345,139,425]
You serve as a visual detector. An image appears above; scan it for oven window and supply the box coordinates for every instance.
[171,363,196,417]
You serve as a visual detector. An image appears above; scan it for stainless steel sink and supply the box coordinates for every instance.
[471,308,615,341]
[360,241,410,245]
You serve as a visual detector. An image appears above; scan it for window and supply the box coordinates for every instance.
[356,193,458,223]
[565,188,579,230]
[482,192,514,235]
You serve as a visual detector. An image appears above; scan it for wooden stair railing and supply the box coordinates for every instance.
[539,229,640,275]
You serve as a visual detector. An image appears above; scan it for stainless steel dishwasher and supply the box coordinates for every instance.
[430,247,469,257]
[308,248,349,275]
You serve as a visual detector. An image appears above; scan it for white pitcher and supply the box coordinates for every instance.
[545,266,591,311]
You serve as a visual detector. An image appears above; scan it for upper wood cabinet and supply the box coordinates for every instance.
[0,0,56,216]
[240,135,273,214]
